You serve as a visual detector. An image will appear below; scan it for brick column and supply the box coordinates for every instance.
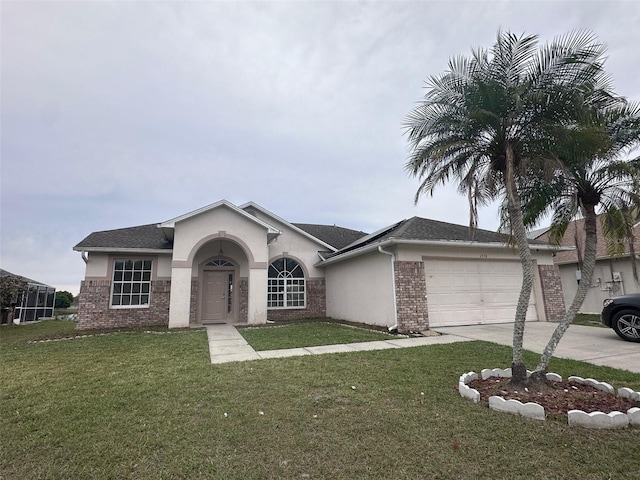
[239,278,249,323]
[190,279,198,324]
[538,264,566,321]
[394,261,428,333]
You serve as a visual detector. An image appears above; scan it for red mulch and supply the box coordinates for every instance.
[468,377,640,415]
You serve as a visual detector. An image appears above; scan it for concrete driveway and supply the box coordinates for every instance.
[433,322,640,374]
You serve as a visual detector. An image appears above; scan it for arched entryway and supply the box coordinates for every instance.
[191,237,251,325]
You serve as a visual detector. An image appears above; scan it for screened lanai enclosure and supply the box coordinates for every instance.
[0,269,56,324]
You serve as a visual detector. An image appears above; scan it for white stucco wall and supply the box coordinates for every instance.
[84,252,172,280]
[559,257,640,313]
[84,252,109,278]
[168,267,192,328]
[156,255,172,279]
[171,206,269,264]
[324,251,395,326]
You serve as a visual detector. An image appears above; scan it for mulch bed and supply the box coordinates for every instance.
[468,377,640,415]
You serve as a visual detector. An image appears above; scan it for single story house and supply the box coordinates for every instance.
[533,216,640,314]
[74,200,566,332]
[0,269,56,324]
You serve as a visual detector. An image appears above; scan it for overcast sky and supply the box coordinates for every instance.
[2,0,639,295]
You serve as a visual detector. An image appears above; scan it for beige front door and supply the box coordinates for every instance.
[202,271,231,322]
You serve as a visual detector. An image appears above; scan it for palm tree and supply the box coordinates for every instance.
[520,101,640,379]
[404,30,614,384]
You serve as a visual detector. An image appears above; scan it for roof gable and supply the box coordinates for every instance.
[159,199,280,234]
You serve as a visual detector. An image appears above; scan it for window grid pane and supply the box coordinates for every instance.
[111,259,152,307]
[267,258,305,309]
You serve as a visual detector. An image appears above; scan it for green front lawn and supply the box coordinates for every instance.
[573,313,606,328]
[238,321,394,350]
[1,321,639,479]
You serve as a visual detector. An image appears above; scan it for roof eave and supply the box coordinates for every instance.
[73,247,173,254]
[316,238,567,267]
[554,253,632,266]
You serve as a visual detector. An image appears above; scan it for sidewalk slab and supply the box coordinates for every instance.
[305,343,356,354]
[257,348,312,359]
[208,338,250,347]
[386,336,450,347]
[210,345,256,355]
[345,340,401,351]
[210,352,261,364]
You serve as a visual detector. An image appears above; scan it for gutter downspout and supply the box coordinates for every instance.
[378,245,398,332]
[81,251,88,264]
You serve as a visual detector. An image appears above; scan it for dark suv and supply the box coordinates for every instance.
[601,295,640,342]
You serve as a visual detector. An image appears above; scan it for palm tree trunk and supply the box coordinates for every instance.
[504,144,535,385]
[531,205,598,380]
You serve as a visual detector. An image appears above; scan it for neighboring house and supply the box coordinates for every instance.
[533,216,640,314]
[0,269,56,324]
[74,200,565,332]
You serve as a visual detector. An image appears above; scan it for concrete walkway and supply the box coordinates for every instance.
[207,322,640,373]
[205,324,473,364]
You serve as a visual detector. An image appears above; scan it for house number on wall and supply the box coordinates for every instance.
[479,254,488,259]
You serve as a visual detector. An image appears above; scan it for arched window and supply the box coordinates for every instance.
[267,257,305,308]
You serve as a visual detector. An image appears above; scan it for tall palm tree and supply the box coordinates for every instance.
[520,102,640,378]
[404,30,614,384]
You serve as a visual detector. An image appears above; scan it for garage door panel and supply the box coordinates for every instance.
[432,290,482,303]
[425,258,538,327]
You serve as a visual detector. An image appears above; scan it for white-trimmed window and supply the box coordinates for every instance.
[267,257,305,308]
[111,259,152,307]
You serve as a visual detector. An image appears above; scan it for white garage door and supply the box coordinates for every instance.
[425,258,538,327]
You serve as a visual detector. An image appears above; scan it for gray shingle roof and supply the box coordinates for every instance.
[292,224,368,250]
[74,224,172,251]
[75,217,540,254]
[330,216,546,256]
[74,222,365,252]
[393,217,508,243]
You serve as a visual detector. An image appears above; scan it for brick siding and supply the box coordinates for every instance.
[538,264,566,321]
[238,279,248,323]
[267,278,326,321]
[76,279,170,330]
[394,261,428,333]
[190,279,198,324]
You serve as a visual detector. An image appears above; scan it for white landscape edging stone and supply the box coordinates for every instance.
[458,372,480,403]
[567,410,629,429]
[458,369,640,428]
[567,376,615,395]
[488,396,545,420]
